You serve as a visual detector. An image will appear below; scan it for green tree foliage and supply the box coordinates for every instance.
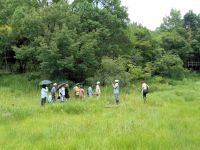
[184,10,199,37]
[160,31,192,62]
[87,57,131,86]
[154,53,185,79]
[0,0,199,83]
[159,9,183,32]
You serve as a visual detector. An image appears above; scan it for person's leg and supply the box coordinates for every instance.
[52,94,55,102]
[143,91,147,103]
[44,97,46,104]
[41,98,45,106]
[41,98,43,106]
[114,94,119,105]
[61,96,64,102]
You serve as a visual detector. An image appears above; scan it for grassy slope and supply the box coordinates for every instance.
[0,74,200,150]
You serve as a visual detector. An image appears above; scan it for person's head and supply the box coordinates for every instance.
[53,83,57,87]
[141,80,144,84]
[42,84,46,88]
[65,84,69,88]
[97,81,100,85]
[115,80,119,83]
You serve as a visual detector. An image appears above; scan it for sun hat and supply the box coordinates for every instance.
[53,83,57,86]
[115,80,119,83]
[97,81,100,84]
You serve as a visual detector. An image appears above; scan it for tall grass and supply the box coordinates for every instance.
[0,74,200,150]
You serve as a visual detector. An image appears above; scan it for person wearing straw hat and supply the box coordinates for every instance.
[95,81,101,99]
[51,83,57,102]
[112,80,119,105]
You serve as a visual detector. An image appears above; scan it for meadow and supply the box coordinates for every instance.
[0,74,200,150]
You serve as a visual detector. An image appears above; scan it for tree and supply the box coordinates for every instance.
[128,24,162,65]
[160,31,192,63]
[184,10,199,38]
[159,9,183,32]
[154,53,185,79]
[87,57,131,86]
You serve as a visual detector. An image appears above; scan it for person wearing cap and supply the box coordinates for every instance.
[112,80,120,105]
[95,81,101,98]
[141,80,149,103]
[51,83,57,102]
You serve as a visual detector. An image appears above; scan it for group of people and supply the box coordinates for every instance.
[41,79,149,106]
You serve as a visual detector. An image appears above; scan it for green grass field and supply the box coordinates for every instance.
[0,74,200,150]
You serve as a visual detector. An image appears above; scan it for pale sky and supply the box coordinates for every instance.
[121,0,200,30]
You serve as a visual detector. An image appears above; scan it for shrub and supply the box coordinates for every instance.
[87,57,131,86]
[154,53,185,79]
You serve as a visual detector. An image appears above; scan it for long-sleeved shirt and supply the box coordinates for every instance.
[59,87,65,97]
[95,85,101,95]
[142,83,149,91]
[41,87,48,99]
[113,83,119,94]
[88,87,92,96]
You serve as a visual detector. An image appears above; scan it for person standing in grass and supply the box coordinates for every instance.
[95,81,101,99]
[51,83,57,102]
[79,85,85,99]
[75,84,80,99]
[87,86,93,97]
[41,85,48,106]
[112,80,119,105]
[141,80,149,103]
[65,84,70,100]
[59,85,65,103]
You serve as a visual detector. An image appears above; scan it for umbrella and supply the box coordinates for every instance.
[56,83,66,91]
[39,80,52,85]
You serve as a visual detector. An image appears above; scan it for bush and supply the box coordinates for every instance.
[87,57,131,86]
[154,53,185,79]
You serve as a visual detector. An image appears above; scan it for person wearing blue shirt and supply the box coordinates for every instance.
[87,86,93,97]
[112,80,119,105]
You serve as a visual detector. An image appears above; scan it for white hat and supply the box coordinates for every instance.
[97,81,100,84]
[115,80,119,83]
[53,83,57,86]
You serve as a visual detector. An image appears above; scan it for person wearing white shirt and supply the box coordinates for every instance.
[95,81,101,99]
[141,81,149,103]
[60,86,65,103]
[41,85,48,106]
[112,80,119,105]
[51,83,57,102]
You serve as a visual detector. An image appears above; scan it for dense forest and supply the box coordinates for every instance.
[0,0,200,85]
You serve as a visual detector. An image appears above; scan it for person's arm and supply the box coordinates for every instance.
[45,87,48,93]
[113,83,118,89]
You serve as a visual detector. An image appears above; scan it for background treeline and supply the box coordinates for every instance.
[0,0,200,85]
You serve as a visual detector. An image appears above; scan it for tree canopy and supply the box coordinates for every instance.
[0,1,199,84]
